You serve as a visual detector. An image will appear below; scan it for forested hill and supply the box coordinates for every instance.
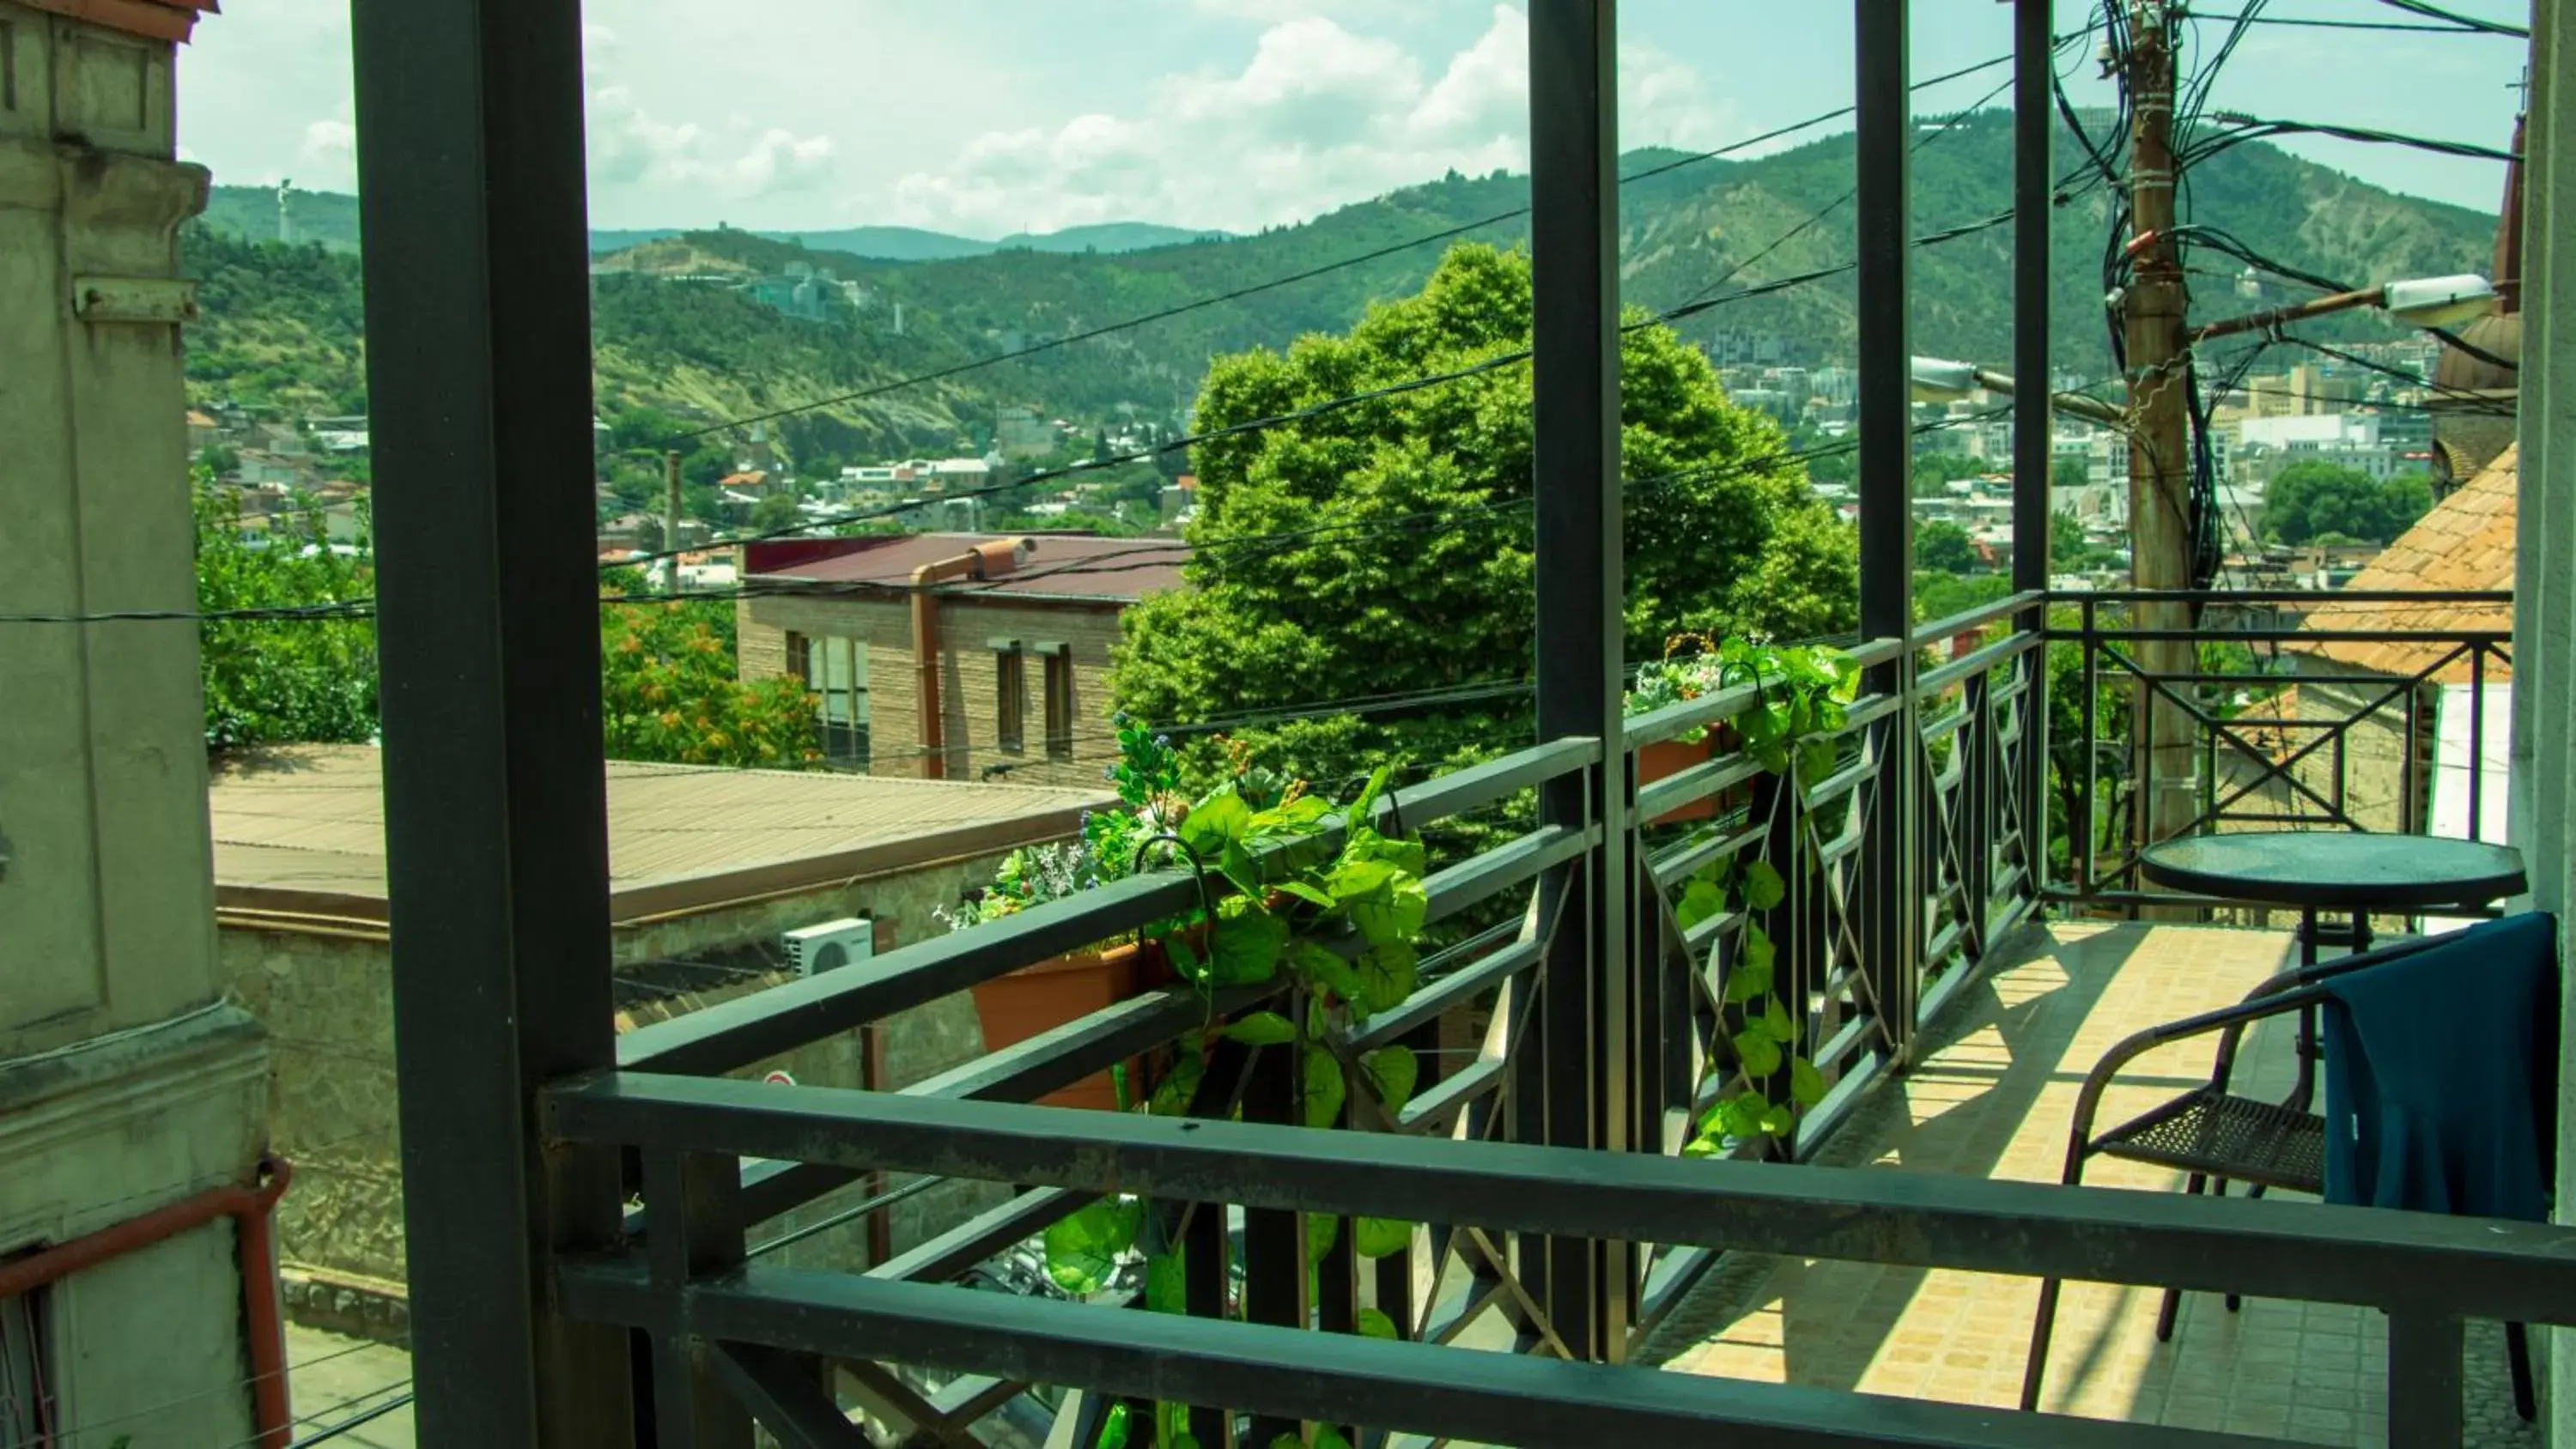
[183,108,2494,462]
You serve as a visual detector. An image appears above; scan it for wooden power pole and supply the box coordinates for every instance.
[2121,1,2199,851]
[663,449,684,595]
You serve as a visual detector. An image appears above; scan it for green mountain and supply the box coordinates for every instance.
[204,188,1230,262]
[183,111,2495,466]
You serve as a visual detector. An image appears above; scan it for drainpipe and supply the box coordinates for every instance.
[911,537,1034,779]
[0,1157,295,1447]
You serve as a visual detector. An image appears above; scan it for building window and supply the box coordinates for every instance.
[803,634,869,767]
[1042,646,1076,761]
[0,1281,57,1446]
[995,646,1026,754]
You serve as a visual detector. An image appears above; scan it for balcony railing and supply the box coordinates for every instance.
[339,3,2563,1446]
[2051,588,2518,910]
[546,589,2555,1449]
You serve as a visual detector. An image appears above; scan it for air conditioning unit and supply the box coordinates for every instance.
[781,917,875,977]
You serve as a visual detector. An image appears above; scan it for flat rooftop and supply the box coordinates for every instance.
[210,744,1108,928]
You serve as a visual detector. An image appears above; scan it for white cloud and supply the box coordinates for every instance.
[297,118,356,191]
[580,27,839,203]
[887,4,1736,236]
[894,6,1531,234]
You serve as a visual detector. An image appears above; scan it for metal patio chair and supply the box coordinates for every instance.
[2019,929,2541,1420]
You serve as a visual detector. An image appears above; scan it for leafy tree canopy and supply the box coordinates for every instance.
[1110,244,1857,793]
[197,477,379,752]
[598,584,823,769]
[2263,462,2432,547]
[1914,519,1982,574]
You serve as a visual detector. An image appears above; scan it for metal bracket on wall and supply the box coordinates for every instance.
[71,276,198,325]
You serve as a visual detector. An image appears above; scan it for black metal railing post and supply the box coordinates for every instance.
[1854,0,1922,1058]
[2387,1312,2466,1449]
[1526,0,1629,1362]
[349,0,632,1440]
[2012,0,2055,903]
[641,1151,753,1448]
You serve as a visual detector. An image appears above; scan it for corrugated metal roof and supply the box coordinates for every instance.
[210,744,1108,925]
[2294,445,2517,684]
[750,532,1190,603]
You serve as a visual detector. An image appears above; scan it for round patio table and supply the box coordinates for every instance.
[2139,830,2526,964]
[2138,829,2529,1149]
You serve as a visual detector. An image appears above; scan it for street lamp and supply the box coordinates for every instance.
[2193,272,2495,342]
[1908,356,2129,428]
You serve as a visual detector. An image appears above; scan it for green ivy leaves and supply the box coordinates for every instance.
[1045,1197,1143,1296]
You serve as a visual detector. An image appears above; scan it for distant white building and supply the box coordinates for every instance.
[2232,412,2400,488]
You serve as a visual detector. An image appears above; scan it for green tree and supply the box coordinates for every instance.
[2050,508,2087,570]
[750,493,805,533]
[1914,519,1981,574]
[1111,244,1856,797]
[598,591,823,768]
[2050,456,2093,494]
[2262,462,2432,546]
[195,476,380,751]
[1911,451,1985,497]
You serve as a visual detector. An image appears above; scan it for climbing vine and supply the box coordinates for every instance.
[1642,640,1859,1158]
[945,724,1431,1448]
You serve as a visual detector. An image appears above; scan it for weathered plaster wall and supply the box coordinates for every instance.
[0,8,271,1442]
[221,852,1022,1330]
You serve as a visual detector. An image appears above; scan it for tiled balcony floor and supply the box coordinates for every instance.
[1643,921,2541,1446]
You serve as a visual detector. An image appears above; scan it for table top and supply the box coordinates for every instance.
[2138,831,2527,911]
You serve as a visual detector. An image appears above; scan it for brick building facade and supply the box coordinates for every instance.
[737,533,1189,787]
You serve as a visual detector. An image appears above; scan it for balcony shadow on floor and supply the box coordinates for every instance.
[1636,922,2311,1408]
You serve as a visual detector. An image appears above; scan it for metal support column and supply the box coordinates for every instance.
[350,3,632,1442]
[1854,0,1923,1052]
[1525,0,1628,1363]
[2012,0,2056,891]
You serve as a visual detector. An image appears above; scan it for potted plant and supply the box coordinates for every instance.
[1627,634,1737,825]
[940,719,1200,1111]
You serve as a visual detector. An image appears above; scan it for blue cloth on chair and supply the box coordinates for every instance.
[2320,912,2559,1222]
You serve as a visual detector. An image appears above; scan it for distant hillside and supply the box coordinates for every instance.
[202,189,1230,262]
[185,112,2494,470]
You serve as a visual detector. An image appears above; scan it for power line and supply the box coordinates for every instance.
[2188,7,2517,33]
[2368,0,2527,35]
[656,48,2048,448]
[2192,112,2521,165]
[2270,334,2522,415]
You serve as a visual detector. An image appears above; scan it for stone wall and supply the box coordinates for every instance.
[738,591,1127,789]
[221,851,1028,1335]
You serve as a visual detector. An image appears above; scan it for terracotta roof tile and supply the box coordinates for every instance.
[2294,446,2516,684]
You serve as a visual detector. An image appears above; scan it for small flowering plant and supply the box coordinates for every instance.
[936,717,1193,935]
[1625,633,1858,783]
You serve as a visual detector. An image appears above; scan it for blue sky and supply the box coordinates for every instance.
[179,1,2528,235]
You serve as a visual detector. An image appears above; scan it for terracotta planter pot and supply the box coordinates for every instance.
[1637,724,1755,827]
[969,938,1177,1112]
[1637,737,1714,824]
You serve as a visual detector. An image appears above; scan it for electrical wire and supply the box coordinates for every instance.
[2369,0,2527,36]
[2190,112,2521,166]
[2272,334,2522,415]
[654,44,2053,447]
[2187,7,2516,33]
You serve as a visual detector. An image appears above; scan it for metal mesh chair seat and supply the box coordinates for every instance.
[2093,1086,2325,1195]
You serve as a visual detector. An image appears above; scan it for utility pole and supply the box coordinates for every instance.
[663,449,684,595]
[2120,0,2199,852]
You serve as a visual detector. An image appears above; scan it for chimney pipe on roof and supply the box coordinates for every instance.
[911,538,1036,779]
